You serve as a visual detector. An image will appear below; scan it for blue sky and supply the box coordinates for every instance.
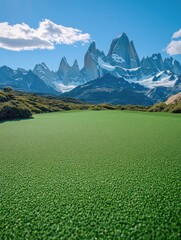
[0,0,181,70]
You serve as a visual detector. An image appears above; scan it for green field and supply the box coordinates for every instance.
[0,111,181,239]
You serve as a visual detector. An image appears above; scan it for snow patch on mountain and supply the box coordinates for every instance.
[136,75,177,89]
[121,66,141,72]
[112,54,125,63]
[153,55,158,60]
[54,83,77,93]
[98,57,115,71]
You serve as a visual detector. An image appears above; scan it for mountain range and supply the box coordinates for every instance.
[0,32,181,105]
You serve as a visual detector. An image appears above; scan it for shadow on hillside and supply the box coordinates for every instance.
[0,117,34,124]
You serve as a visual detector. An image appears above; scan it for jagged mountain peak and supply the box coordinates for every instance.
[72,60,80,72]
[23,70,44,83]
[142,53,163,63]
[34,62,49,70]
[107,33,140,68]
[115,32,129,40]
[0,65,16,78]
[33,62,58,88]
[17,68,27,74]
[40,62,49,68]
[140,53,164,75]
[164,57,181,75]
[19,70,58,94]
[1,32,181,102]
[87,41,96,54]
[0,65,14,72]
[26,70,36,77]
[58,57,70,73]
[60,56,69,64]
[117,32,129,41]
[83,41,105,81]
[87,41,105,58]
[89,41,96,48]
[73,59,79,67]
[152,53,162,58]
[107,33,129,56]
[73,59,78,64]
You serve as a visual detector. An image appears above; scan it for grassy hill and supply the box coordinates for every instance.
[0,87,90,121]
[0,88,181,121]
[148,92,181,113]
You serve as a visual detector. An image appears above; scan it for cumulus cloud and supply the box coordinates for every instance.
[166,40,181,55]
[0,19,90,51]
[172,28,181,39]
[166,28,181,55]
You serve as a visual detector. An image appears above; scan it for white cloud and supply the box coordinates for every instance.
[0,19,90,51]
[166,28,181,55]
[172,28,181,39]
[166,40,181,55]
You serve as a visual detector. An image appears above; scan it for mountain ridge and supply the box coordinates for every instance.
[63,73,153,105]
[0,32,181,105]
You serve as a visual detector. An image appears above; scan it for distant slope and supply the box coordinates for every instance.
[0,88,87,121]
[0,66,58,95]
[18,70,58,95]
[147,92,181,113]
[165,92,181,105]
[64,74,153,105]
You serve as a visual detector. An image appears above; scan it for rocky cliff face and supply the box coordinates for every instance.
[19,70,56,94]
[141,53,164,75]
[0,66,57,94]
[81,41,105,81]
[164,58,181,75]
[58,57,70,84]
[107,33,140,69]
[33,33,181,87]
[165,92,181,104]
[72,60,80,75]
[57,57,82,85]
[33,62,58,88]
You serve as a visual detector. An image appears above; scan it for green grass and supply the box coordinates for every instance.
[0,110,181,239]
